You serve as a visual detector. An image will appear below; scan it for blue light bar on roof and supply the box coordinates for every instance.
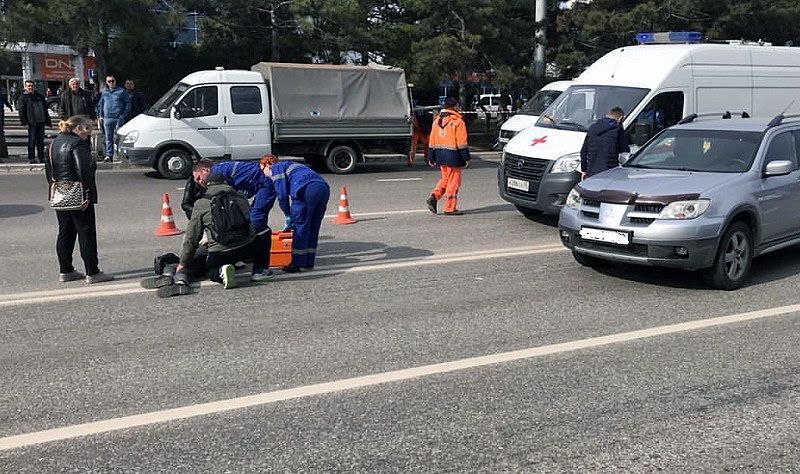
[636,31,703,44]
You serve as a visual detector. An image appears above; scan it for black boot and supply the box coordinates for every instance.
[426,195,437,214]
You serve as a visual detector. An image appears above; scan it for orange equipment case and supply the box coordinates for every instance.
[270,231,292,268]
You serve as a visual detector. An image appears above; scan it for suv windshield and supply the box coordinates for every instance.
[518,89,562,116]
[536,85,649,132]
[626,129,764,173]
[146,82,190,118]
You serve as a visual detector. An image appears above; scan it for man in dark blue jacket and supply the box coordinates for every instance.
[580,107,629,179]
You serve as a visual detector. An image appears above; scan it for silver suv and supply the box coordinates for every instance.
[558,113,800,289]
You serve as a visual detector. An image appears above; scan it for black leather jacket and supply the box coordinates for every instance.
[45,132,98,203]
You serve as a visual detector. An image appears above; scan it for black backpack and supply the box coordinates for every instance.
[208,190,250,245]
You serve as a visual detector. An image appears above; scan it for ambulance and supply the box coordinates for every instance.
[497,80,571,146]
[499,32,800,216]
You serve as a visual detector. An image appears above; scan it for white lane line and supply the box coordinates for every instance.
[376,178,423,182]
[323,209,427,219]
[1,302,797,451]
[0,244,565,308]
[322,204,511,219]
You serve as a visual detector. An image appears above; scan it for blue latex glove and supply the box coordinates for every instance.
[283,215,293,231]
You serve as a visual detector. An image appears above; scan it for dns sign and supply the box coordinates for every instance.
[39,54,75,80]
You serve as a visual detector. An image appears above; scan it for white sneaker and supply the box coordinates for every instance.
[220,264,236,289]
[250,269,274,282]
[86,271,114,284]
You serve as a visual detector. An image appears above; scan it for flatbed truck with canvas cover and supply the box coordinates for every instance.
[117,63,412,179]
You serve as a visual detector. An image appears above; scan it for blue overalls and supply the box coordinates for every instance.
[211,161,276,233]
[270,161,330,268]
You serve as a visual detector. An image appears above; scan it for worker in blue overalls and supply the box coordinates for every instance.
[260,154,330,273]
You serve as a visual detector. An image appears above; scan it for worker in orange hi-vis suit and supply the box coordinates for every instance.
[425,97,471,216]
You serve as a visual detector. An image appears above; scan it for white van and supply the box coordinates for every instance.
[498,80,571,146]
[499,34,800,216]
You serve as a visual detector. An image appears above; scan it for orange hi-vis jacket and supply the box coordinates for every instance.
[427,109,471,167]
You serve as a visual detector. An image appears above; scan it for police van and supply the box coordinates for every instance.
[499,32,800,216]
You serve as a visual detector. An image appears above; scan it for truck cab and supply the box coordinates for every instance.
[117,69,270,179]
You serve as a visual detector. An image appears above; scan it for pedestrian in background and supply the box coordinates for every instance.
[579,106,629,180]
[408,106,432,167]
[260,154,330,273]
[10,83,18,108]
[58,78,96,120]
[45,115,113,284]
[17,80,52,164]
[425,96,471,216]
[124,79,146,122]
[96,75,130,163]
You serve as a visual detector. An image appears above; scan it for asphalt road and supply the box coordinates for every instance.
[1,159,799,472]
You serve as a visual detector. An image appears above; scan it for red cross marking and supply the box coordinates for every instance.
[530,136,548,146]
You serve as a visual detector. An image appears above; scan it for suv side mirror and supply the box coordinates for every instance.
[172,104,182,120]
[764,160,793,177]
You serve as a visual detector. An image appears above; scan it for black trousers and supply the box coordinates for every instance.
[56,205,100,276]
[27,124,46,163]
[205,231,270,283]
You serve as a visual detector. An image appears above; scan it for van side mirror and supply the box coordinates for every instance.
[173,105,182,120]
[764,160,793,177]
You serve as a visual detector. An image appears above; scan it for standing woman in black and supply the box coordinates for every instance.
[46,115,113,284]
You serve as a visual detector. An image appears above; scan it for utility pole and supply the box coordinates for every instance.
[534,0,546,82]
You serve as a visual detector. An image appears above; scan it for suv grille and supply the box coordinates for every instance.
[504,153,549,200]
[634,204,665,214]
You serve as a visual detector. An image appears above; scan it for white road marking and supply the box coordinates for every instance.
[176,187,185,191]
[1,302,797,451]
[376,178,423,182]
[0,244,565,308]
[322,204,511,219]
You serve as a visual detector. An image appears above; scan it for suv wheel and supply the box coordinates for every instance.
[702,221,753,290]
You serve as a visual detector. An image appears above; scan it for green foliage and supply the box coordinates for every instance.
[5,0,800,102]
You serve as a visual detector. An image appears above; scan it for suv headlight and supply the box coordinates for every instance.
[658,200,711,219]
[565,188,581,210]
[121,130,139,145]
[551,152,581,173]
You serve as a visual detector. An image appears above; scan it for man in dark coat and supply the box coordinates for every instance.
[124,79,146,122]
[580,106,629,179]
[17,80,53,164]
[58,77,97,120]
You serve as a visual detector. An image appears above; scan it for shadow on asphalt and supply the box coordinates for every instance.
[314,240,434,268]
[464,204,514,215]
[0,204,44,218]
[581,244,800,290]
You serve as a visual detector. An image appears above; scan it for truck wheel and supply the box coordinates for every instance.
[701,221,753,290]
[515,205,543,220]
[326,145,358,174]
[157,148,193,180]
[572,251,604,268]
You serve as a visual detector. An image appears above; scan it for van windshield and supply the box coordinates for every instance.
[518,89,563,116]
[146,82,190,118]
[626,129,764,173]
[536,85,649,132]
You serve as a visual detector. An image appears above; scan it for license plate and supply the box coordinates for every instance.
[580,227,631,246]
[507,178,529,192]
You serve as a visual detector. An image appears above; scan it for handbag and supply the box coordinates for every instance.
[48,142,87,211]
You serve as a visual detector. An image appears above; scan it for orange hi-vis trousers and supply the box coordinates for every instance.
[431,165,462,213]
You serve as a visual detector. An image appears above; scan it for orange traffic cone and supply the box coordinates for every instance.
[331,186,357,225]
[154,193,184,236]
